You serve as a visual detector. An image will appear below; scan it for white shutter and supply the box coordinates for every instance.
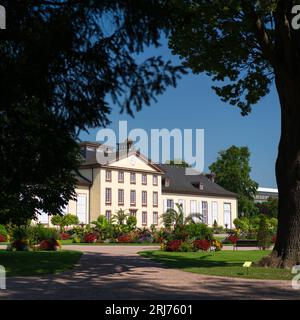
[76,194,87,224]
[163,199,168,213]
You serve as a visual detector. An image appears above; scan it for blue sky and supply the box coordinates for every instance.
[80,41,280,188]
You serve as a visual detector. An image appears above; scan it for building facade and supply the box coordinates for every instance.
[38,141,238,228]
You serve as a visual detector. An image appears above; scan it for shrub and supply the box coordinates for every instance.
[11,239,30,251]
[83,233,98,243]
[179,241,194,252]
[0,234,6,242]
[51,214,79,231]
[39,239,59,251]
[117,234,133,243]
[28,225,59,244]
[226,235,238,244]
[185,223,213,241]
[127,216,137,231]
[193,239,211,251]
[166,240,182,252]
[0,224,7,236]
[211,240,223,251]
[257,216,272,250]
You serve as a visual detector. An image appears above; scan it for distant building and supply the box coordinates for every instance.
[255,187,278,203]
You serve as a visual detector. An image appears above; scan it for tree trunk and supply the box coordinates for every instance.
[269,73,300,268]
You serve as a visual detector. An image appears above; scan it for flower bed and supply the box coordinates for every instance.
[0,234,6,242]
[117,235,133,243]
[39,239,60,251]
[193,239,211,251]
[166,240,183,252]
[60,233,71,240]
[83,233,98,243]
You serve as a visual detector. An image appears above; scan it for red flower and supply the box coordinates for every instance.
[193,239,211,251]
[39,239,59,251]
[117,235,132,243]
[84,233,98,243]
[166,240,182,252]
[271,235,277,243]
[227,235,238,244]
[0,234,6,242]
[60,233,70,240]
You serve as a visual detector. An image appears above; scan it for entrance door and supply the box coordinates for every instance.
[212,202,218,225]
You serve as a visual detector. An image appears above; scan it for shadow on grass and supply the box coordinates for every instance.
[140,251,244,269]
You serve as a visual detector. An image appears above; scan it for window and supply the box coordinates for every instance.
[129,210,137,217]
[165,178,170,187]
[142,174,147,185]
[105,210,111,221]
[153,212,158,225]
[153,175,158,186]
[224,203,232,228]
[142,191,147,207]
[130,172,136,184]
[130,190,136,206]
[153,192,158,207]
[202,201,208,224]
[118,171,124,183]
[167,199,174,210]
[105,170,112,182]
[190,200,197,214]
[105,188,112,205]
[142,211,147,226]
[76,194,87,224]
[118,189,124,205]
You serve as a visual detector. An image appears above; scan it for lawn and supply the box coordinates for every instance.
[139,250,293,280]
[0,250,82,277]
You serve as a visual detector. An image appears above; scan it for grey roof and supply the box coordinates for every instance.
[75,171,92,186]
[158,164,237,198]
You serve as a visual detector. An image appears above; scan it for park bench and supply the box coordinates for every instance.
[234,239,258,250]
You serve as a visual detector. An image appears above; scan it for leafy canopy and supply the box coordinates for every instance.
[0,0,185,224]
[167,0,299,115]
[209,146,258,215]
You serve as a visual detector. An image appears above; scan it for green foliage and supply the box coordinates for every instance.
[184,223,213,241]
[257,216,272,250]
[167,1,274,115]
[256,197,278,218]
[92,215,113,240]
[209,146,258,216]
[113,209,128,225]
[127,216,137,231]
[0,1,185,225]
[0,224,7,236]
[51,214,79,231]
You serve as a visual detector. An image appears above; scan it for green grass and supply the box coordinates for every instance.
[0,250,82,277]
[139,250,293,280]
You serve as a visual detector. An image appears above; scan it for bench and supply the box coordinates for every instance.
[234,239,258,250]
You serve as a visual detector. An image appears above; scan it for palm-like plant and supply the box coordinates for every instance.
[161,203,203,229]
[112,209,128,225]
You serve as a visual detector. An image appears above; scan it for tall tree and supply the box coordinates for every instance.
[0,1,185,224]
[209,146,258,216]
[165,0,300,267]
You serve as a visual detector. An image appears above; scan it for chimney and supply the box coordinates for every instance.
[206,173,216,183]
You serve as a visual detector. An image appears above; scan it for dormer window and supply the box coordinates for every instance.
[165,178,170,187]
[199,183,204,190]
